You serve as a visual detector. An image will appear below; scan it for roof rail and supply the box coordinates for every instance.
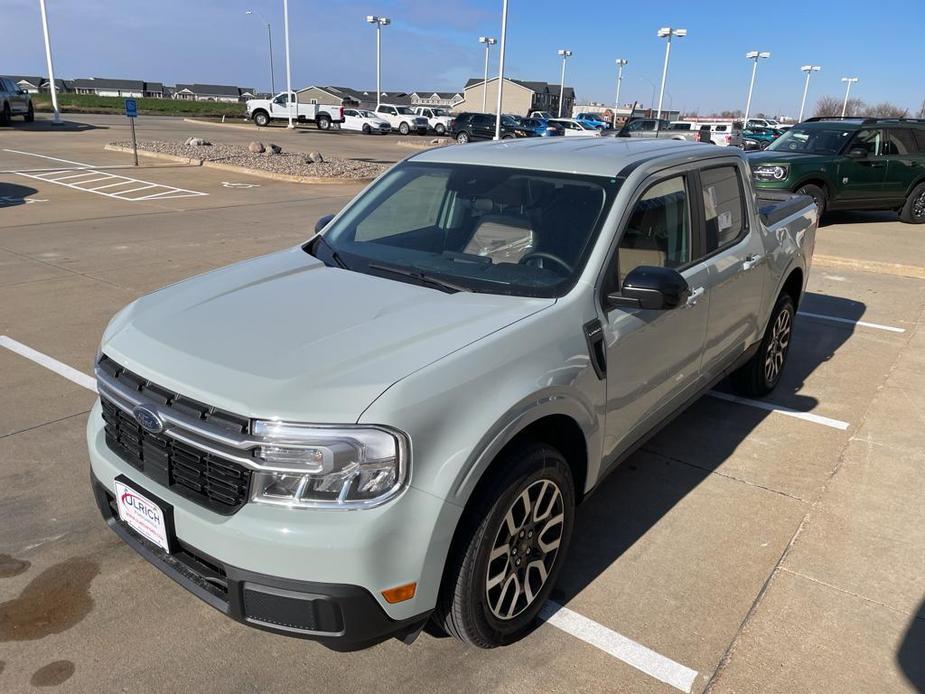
[803,116,871,123]
[804,116,925,125]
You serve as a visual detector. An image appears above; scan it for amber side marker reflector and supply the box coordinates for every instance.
[381,582,417,604]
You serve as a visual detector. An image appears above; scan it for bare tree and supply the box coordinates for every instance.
[863,102,908,117]
[813,95,842,117]
[918,99,925,118]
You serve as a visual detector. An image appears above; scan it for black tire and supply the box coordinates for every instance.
[24,103,34,122]
[253,110,269,127]
[316,115,331,130]
[433,442,575,648]
[732,292,795,397]
[435,123,445,135]
[501,133,515,140]
[899,181,925,224]
[795,183,827,219]
[456,131,469,144]
[399,122,410,136]
[0,103,10,127]
[362,123,371,135]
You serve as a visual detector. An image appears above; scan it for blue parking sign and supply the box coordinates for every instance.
[124,98,138,118]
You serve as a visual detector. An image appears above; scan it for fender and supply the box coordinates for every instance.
[449,386,600,508]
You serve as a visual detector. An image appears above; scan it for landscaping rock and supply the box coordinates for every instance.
[185,137,211,146]
[268,143,282,154]
[308,151,324,163]
[248,141,265,154]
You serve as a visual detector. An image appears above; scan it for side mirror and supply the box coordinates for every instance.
[846,146,867,158]
[606,266,690,310]
[315,214,335,233]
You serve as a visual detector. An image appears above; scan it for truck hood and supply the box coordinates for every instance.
[102,247,553,423]
[747,151,827,165]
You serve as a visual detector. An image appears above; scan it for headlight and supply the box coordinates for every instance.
[753,164,789,181]
[250,421,409,509]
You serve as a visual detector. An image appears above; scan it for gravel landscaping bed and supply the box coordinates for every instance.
[109,140,388,179]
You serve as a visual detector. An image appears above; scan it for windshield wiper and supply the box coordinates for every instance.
[367,262,471,294]
[313,235,349,270]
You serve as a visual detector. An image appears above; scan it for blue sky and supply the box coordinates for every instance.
[4,0,923,116]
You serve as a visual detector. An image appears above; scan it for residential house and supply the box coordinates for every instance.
[295,85,412,109]
[410,91,464,107]
[2,76,43,93]
[41,78,74,93]
[172,84,254,102]
[461,77,575,117]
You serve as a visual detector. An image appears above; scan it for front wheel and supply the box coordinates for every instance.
[25,103,34,122]
[795,183,827,219]
[253,111,269,127]
[432,442,575,648]
[899,181,925,224]
[362,123,371,135]
[732,292,794,397]
[399,122,410,136]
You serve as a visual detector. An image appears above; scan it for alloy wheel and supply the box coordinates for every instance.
[485,479,564,621]
[913,191,925,219]
[764,307,792,384]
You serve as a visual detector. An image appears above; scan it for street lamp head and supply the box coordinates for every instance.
[616,58,628,66]
[673,28,687,37]
[801,65,821,72]
[658,27,686,38]
[479,36,496,45]
[657,27,671,37]
[367,15,389,25]
[841,76,859,83]
[758,51,770,58]
[245,10,253,15]
[746,50,770,60]
[558,49,572,57]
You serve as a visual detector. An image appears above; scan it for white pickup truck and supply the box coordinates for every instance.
[412,106,454,135]
[246,92,344,129]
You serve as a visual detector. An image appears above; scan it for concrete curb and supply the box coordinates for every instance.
[104,144,375,185]
[182,117,262,131]
[813,253,925,280]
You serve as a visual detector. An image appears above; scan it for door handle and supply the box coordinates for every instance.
[742,254,764,270]
[685,287,705,308]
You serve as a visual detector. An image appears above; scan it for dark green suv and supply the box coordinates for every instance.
[748,117,925,223]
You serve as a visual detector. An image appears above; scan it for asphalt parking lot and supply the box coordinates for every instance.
[2,114,924,693]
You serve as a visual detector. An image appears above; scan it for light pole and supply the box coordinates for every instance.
[494,0,509,139]
[743,50,770,125]
[798,65,820,122]
[245,10,276,95]
[557,49,572,117]
[366,16,391,109]
[38,0,61,125]
[841,77,859,117]
[613,58,628,128]
[479,36,497,112]
[655,27,686,121]
[283,0,293,128]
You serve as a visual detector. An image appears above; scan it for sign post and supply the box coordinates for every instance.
[124,98,138,166]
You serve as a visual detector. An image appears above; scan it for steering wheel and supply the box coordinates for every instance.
[520,251,573,275]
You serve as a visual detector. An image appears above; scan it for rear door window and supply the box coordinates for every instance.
[700,166,746,251]
[884,129,918,155]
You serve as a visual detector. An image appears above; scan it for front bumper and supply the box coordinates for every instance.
[87,401,457,649]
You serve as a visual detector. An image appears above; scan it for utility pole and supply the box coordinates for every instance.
[367,16,391,109]
[479,36,497,112]
[494,0,509,139]
[613,58,628,128]
[557,49,572,118]
[656,27,686,120]
[38,0,61,125]
[841,77,859,117]
[743,50,770,125]
[283,0,293,128]
[798,65,820,122]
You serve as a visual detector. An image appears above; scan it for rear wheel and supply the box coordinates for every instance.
[795,183,827,219]
[399,122,410,136]
[732,292,794,397]
[899,181,925,224]
[253,111,269,127]
[24,103,34,122]
[0,103,10,126]
[433,442,575,648]
[316,114,331,130]
[456,131,469,144]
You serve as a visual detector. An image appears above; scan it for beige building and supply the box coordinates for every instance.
[459,77,575,116]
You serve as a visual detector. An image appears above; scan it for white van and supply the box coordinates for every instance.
[698,122,742,147]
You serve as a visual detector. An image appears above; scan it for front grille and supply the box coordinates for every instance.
[100,391,253,515]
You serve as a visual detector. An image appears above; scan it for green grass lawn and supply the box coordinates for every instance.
[33,94,246,118]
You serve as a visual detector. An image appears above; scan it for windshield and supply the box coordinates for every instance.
[359,110,377,118]
[767,125,855,154]
[501,115,520,126]
[396,106,415,115]
[310,162,617,298]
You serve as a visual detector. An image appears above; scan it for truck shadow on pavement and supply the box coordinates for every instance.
[821,209,899,227]
[549,291,866,622]
[9,118,106,132]
[898,598,925,692]
[0,182,42,207]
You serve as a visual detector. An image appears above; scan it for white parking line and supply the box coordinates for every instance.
[539,602,699,692]
[4,149,208,202]
[0,336,97,392]
[708,390,850,430]
[798,311,906,334]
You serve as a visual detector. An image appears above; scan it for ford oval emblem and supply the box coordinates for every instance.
[132,405,164,434]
